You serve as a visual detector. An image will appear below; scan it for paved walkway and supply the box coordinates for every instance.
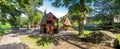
[0,33,24,49]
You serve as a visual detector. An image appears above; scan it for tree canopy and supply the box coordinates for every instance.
[51,0,96,35]
[93,0,120,24]
[0,0,43,29]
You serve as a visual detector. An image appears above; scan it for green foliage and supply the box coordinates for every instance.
[84,30,91,35]
[0,0,43,29]
[72,21,79,30]
[36,37,57,46]
[59,22,63,30]
[51,0,96,35]
[72,21,78,26]
[93,0,120,26]
[21,25,27,28]
[19,17,28,28]
[0,22,12,29]
[114,34,120,44]
[8,16,21,29]
[86,32,105,43]
[16,0,43,8]
[0,0,16,13]
[0,30,4,36]
[33,12,43,24]
[1,24,12,29]
[93,14,114,25]
[99,23,120,30]
[114,23,120,28]
[98,24,115,30]
[20,17,28,25]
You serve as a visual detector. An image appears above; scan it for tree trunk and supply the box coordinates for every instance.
[28,19,31,29]
[78,0,86,36]
[28,16,31,29]
[78,11,86,35]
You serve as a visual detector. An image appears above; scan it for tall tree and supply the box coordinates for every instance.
[0,0,21,29]
[33,11,43,24]
[20,17,28,26]
[0,0,43,29]
[16,0,43,29]
[93,0,120,24]
[51,0,96,35]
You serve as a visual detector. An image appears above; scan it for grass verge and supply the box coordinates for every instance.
[114,34,120,44]
[0,30,4,36]
[0,22,12,29]
[20,35,53,49]
[84,30,91,35]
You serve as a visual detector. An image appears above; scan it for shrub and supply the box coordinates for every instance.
[0,30,4,36]
[21,25,28,28]
[86,32,104,43]
[98,24,115,30]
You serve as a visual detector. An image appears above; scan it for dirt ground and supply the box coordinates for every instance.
[9,29,117,49]
[20,35,115,49]
[50,36,114,49]
[0,36,3,41]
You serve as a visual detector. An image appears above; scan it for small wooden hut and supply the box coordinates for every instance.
[40,12,59,34]
[63,17,72,30]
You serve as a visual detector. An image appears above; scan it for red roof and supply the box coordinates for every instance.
[47,12,58,20]
[64,17,72,26]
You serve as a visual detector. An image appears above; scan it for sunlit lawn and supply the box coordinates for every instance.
[0,22,12,29]
[20,36,51,49]
[114,34,120,44]
[84,30,92,35]
[1,24,12,29]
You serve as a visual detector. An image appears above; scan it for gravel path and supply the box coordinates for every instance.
[0,33,24,49]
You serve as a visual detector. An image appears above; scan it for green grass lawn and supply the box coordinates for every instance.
[0,30,4,36]
[0,22,12,29]
[84,30,91,35]
[114,34,120,44]
[20,36,52,49]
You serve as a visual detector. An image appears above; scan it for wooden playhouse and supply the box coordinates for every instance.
[63,17,72,30]
[40,12,59,34]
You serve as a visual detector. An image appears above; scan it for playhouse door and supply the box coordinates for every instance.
[47,24,53,34]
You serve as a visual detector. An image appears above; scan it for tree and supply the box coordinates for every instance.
[20,17,28,26]
[0,0,43,29]
[92,0,120,29]
[93,0,120,24]
[33,11,43,24]
[0,0,21,29]
[51,0,96,35]
[0,0,16,25]
[15,0,43,29]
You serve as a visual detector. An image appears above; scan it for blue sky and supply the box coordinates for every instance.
[37,0,68,18]
[22,0,94,17]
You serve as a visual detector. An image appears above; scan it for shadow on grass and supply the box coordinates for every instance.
[36,36,59,46]
[116,44,120,49]
[28,35,39,39]
[58,35,88,49]
[36,34,88,49]
[28,35,59,46]
[27,34,116,49]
